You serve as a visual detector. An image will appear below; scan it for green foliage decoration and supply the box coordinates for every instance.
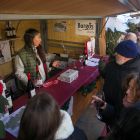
[61,97,71,111]
[126,22,140,33]
[0,94,8,139]
[105,28,121,63]
[78,77,99,97]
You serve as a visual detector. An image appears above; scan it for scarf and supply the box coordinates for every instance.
[123,95,134,107]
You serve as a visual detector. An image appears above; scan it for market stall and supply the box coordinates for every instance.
[1,55,109,140]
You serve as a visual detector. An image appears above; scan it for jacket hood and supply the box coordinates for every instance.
[55,110,74,140]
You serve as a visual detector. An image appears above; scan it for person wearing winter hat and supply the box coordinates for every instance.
[115,40,138,65]
[97,40,140,138]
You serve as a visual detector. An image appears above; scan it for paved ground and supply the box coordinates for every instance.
[75,100,105,140]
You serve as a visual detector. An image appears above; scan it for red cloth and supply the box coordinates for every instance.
[0,55,109,140]
[101,125,107,137]
[123,95,134,107]
[0,82,3,94]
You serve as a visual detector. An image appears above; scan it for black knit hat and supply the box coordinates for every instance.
[115,40,138,58]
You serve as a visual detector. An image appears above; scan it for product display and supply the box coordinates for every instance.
[12,24,16,38]
[5,89,13,113]
[27,73,36,99]
[60,69,78,83]
[6,25,10,39]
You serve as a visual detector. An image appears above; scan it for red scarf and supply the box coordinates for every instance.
[123,95,134,108]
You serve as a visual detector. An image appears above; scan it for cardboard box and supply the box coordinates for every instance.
[68,50,83,59]
[60,69,78,83]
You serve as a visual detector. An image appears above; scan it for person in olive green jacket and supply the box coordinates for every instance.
[15,29,60,90]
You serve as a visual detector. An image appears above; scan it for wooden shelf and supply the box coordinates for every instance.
[0,36,22,41]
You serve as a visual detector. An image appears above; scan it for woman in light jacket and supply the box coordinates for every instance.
[17,93,87,140]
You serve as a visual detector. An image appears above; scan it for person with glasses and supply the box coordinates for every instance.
[91,73,140,134]
[98,40,140,140]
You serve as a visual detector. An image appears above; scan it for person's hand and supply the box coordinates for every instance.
[32,80,37,86]
[99,56,105,71]
[91,95,106,110]
[52,61,61,67]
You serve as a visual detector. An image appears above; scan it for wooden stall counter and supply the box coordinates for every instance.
[71,76,102,125]
[0,55,108,140]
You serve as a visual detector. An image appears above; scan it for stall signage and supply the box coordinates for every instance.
[75,20,96,36]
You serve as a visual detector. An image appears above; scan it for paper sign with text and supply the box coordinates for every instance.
[75,20,96,36]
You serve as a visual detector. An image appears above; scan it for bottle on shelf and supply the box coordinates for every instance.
[35,66,43,88]
[5,89,13,113]
[12,24,16,38]
[6,25,10,39]
[27,73,36,99]
[10,87,14,101]
[8,21,13,38]
[0,50,5,64]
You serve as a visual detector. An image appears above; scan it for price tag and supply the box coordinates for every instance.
[31,89,36,97]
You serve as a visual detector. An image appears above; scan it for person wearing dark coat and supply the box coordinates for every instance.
[104,101,140,140]
[17,93,87,140]
[99,40,140,106]
[92,73,140,126]
[97,40,140,139]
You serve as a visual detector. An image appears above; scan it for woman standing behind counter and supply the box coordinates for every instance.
[15,28,60,90]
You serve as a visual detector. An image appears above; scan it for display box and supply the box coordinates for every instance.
[60,69,78,83]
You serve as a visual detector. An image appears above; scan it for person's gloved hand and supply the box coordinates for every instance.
[99,56,105,70]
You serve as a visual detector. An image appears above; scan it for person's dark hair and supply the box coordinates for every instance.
[23,28,41,65]
[24,28,40,47]
[107,102,140,140]
[122,73,140,103]
[17,93,62,140]
[136,27,140,32]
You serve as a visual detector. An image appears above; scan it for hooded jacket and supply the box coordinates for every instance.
[99,54,140,106]
[55,110,87,140]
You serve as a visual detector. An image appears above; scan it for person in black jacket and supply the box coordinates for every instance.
[104,101,140,140]
[17,93,87,140]
[99,40,140,107]
[91,73,140,125]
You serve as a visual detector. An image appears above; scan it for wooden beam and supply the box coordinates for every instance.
[0,14,104,21]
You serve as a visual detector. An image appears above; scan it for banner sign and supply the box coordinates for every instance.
[85,37,95,60]
[75,20,96,36]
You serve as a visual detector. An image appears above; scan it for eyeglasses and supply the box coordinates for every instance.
[127,85,134,93]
